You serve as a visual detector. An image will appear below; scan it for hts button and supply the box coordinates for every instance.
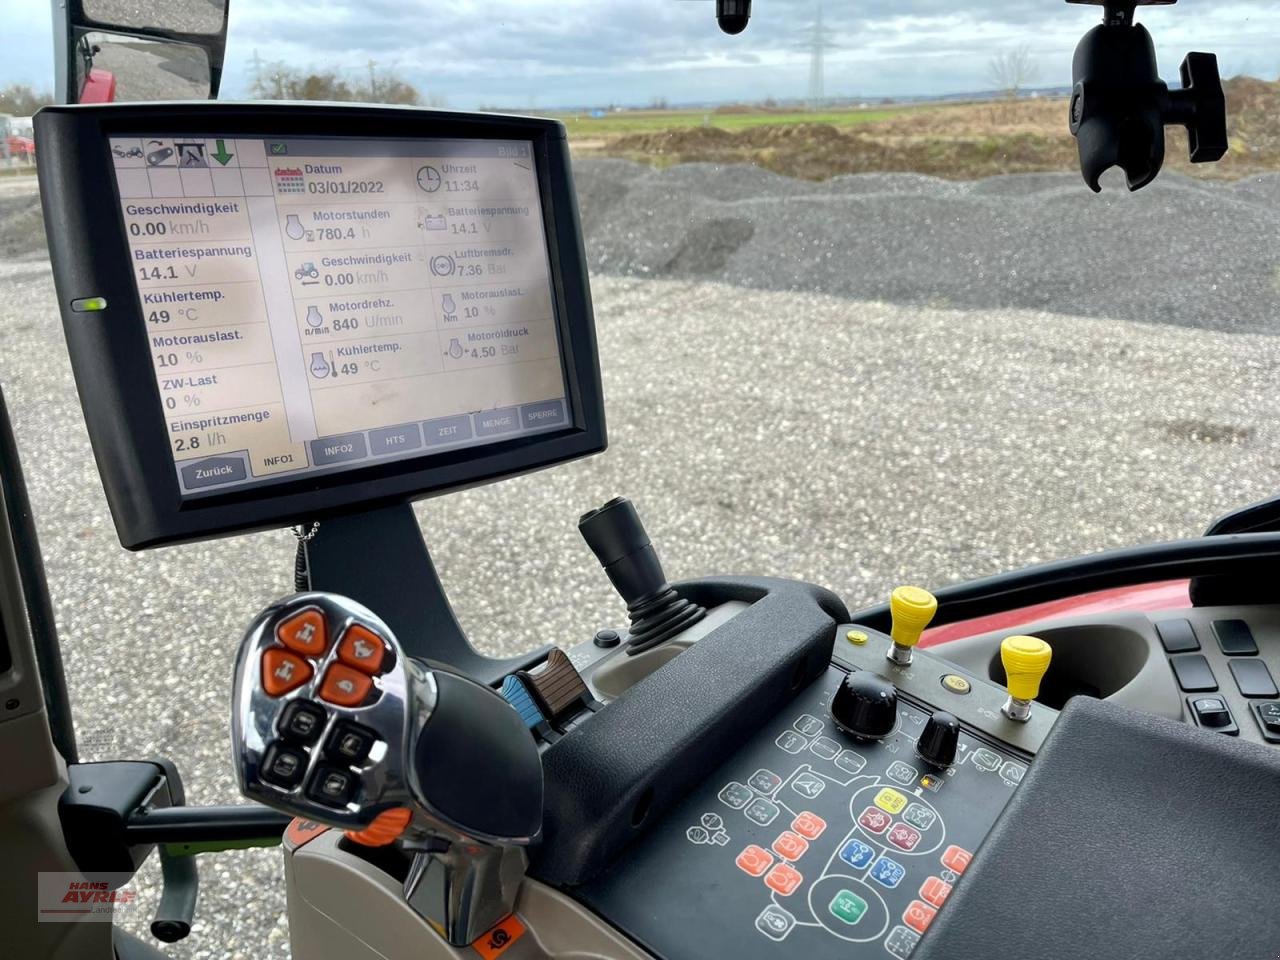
[277,700,326,745]
[276,609,328,657]
[337,624,387,675]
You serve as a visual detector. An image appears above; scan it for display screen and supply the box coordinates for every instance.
[108,135,569,497]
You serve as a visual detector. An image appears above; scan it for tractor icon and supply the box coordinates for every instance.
[294,262,319,282]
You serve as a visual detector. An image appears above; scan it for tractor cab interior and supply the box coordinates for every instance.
[3,1,1280,959]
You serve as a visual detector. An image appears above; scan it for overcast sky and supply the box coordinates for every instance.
[2,0,1277,108]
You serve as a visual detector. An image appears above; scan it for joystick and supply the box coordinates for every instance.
[916,710,961,768]
[830,671,898,740]
[231,593,544,945]
[1000,635,1053,722]
[579,497,706,654]
[886,585,938,666]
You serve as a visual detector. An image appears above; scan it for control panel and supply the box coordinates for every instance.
[578,666,1029,959]
[1155,615,1280,744]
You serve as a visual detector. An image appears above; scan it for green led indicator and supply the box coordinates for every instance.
[71,297,108,312]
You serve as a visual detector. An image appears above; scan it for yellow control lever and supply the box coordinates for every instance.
[1000,635,1052,721]
[886,586,938,665]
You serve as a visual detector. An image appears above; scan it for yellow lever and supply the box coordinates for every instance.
[1000,635,1052,721]
[886,586,937,665]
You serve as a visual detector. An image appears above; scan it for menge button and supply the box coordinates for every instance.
[310,433,368,466]
[474,406,520,437]
[180,455,247,489]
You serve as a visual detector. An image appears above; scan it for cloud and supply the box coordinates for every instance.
[2,0,1276,106]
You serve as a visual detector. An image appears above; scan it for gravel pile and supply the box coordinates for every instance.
[574,159,1280,333]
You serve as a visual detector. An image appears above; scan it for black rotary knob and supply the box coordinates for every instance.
[916,711,961,768]
[831,671,898,740]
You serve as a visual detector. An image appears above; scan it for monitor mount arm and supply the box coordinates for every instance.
[1067,0,1227,192]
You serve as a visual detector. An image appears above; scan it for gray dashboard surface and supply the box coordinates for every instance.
[912,695,1280,960]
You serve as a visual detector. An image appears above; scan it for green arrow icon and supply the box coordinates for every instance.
[211,139,233,165]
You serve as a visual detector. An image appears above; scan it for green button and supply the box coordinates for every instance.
[829,889,867,925]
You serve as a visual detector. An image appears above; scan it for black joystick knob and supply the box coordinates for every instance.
[916,711,961,768]
[831,671,898,740]
[579,497,705,655]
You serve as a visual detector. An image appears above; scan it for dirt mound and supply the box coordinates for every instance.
[611,125,737,156]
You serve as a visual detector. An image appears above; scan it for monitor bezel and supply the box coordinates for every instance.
[36,102,606,549]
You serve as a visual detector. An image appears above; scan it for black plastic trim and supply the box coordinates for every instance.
[124,804,290,844]
[530,576,848,886]
[0,386,75,760]
[35,102,606,549]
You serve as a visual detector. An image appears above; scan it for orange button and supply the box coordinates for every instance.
[471,914,526,959]
[283,818,329,852]
[940,844,972,874]
[792,811,827,840]
[277,609,328,657]
[345,807,412,847]
[337,624,386,675]
[764,862,803,896]
[319,663,374,707]
[262,649,313,696]
[903,900,937,935]
[920,875,952,908]
[735,845,774,877]
[771,831,809,862]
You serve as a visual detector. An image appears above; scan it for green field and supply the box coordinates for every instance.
[555,106,909,137]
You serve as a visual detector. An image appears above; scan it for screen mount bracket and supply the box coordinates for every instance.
[303,502,550,685]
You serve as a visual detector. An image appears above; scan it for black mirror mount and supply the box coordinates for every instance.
[1066,0,1228,192]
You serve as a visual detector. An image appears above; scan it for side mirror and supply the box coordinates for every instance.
[53,0,230,104]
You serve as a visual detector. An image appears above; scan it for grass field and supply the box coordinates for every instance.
[556,106,909,137]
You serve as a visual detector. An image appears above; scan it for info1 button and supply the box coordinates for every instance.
[520,398,566,430]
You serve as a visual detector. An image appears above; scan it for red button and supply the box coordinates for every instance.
[262,649,312,696]
[735,845,774,878]
[337,624,386,675]
[792,811,827,840]
[920,876,952,908]
[319,663,374,707]
[858,806,891,834]
[771,831,809,862]
[764,863,803,896]
[941,844,972,874]
[888,823,922,851]
[903,900,937,934]
[276,609,328,657]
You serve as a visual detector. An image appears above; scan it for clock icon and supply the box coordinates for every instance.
[416,165,442,192]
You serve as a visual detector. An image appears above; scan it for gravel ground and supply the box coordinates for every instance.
[1,165,1278,956]
[574,160,1280,334]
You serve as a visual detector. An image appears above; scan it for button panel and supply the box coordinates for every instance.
[234,597,406,834]
[581,666,1029,959]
